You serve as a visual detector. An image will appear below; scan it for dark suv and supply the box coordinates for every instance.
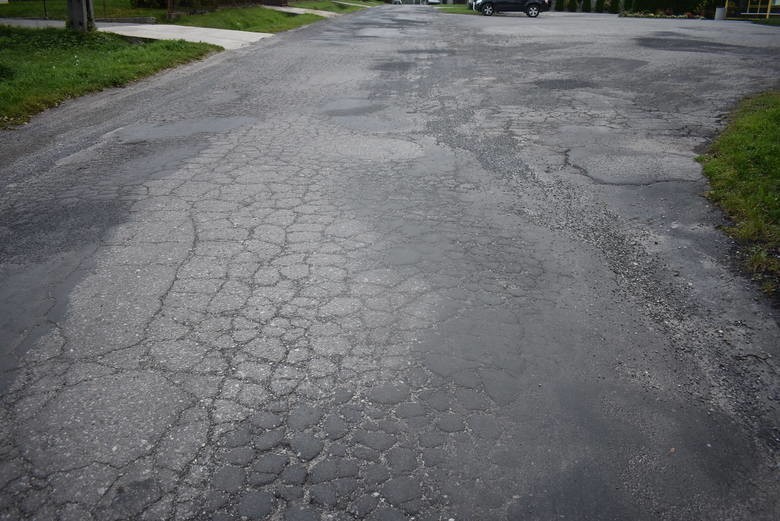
[473,0,550,17]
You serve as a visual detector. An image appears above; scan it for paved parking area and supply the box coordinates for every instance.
[1,8,779,521]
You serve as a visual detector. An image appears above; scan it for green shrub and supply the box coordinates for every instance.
[130,0,219,12]
[129,0,166,7]
[178,0,219,12]
[566,0,578,11]
[621,0,714,15]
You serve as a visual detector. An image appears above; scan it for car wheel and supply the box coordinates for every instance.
[482,3,494,15]
[526,5,540,17]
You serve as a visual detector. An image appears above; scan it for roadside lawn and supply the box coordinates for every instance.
[699,92,780,295]
[0,2,351,32]
[174,7,323,33]
[0,26,219,128]
[0,0,166,21]
[751,18,780,26]
[437,5,478,15]
[289,0,382,13]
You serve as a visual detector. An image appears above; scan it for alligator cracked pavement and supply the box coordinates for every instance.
[1,8,779,521]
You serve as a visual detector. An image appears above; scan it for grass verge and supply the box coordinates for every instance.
[0,26,218,128]
[437,5,479,15]
[0,0,166,21]
[288,1,375,13]
[749,17,780,26]
[175,6,323,33]
[698,92,780,295]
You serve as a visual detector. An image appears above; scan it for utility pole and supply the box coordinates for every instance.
[67,0,95,32]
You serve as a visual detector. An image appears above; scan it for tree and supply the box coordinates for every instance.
[67,0,95,32]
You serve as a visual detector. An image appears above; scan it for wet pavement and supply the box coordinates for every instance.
[1,8,779,521]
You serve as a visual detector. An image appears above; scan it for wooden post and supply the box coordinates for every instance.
[767,0,772,19]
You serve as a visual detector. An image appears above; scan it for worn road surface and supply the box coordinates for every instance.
[1,8,779,521]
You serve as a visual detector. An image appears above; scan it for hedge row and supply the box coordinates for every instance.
[554,0,622,12]
[130,0,265,9]
[553,0,718,14]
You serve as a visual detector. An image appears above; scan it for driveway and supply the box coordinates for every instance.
[1,8,779,521]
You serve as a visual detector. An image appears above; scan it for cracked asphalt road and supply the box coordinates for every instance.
[1,8,780,521]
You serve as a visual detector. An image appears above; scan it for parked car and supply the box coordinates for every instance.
[473,0,549,17]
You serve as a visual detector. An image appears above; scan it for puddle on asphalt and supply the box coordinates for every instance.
[110,116,256,143]
[372,61,416,73]
[635,37,750,54]
[535,79,596,90]
[322,135,424,161]
[321,98,419,133]
[358,28,403,38]
[321,98,385,117]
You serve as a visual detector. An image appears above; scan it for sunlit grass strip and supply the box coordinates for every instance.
[0,26,218,128]
[436,5,479,15]
[175,7,324,33]
[699,92,780,294]
[288,1,368,13]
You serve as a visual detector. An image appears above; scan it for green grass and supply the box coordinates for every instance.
[436,5,478,15]
[288,0,377,13]
[0,26,218,128]
[0,0,166,21]
[699,92,780,294]
[0,1,348,29]
[749,17,780,26]
[175,6,324,33]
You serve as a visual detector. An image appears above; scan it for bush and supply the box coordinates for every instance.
[622,0,715,15]
[581,0,591,11]
[595,0,605,12]
[131,0,220,12]
[608,0,621,13]
[130,0,166,7]
[554,0,565,11]
[179,0,219,11]
[566,0,578,11]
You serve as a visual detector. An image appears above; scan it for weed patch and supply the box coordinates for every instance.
[0,26,218,127]
[288,1,376,13]
[0,0,166,21]
[175,7,324,33]
[699,92,780,295]
[437,5,479,15]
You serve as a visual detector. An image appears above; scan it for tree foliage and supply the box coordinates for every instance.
[626,0,716,14]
